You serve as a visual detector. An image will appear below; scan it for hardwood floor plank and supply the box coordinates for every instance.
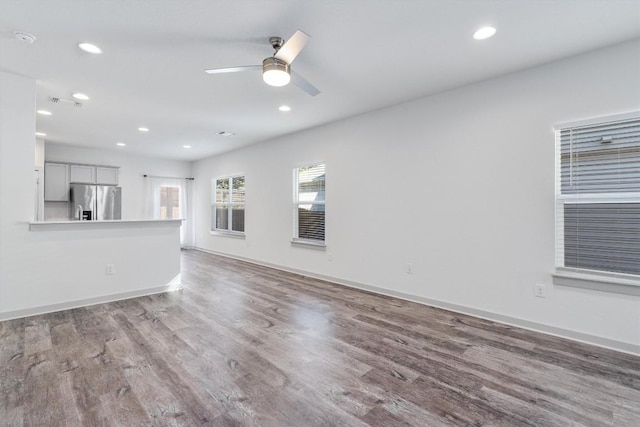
[23,320,51,356]
[0,319,25,414]
[0,406,24,427]
[22,350,68,426]
[464,344,639,420]
[360,405,416,427]
[112,312,223,424]
[1,249,638,426]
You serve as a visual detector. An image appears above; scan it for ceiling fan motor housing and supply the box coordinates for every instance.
[262,57,291,86]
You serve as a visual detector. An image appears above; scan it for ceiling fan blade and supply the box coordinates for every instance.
[205,65,261,74]
[274,30,310,64]
[291,71,320,96]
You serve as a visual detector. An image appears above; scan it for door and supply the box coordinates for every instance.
[96,186,121,220]
[44,163,69,201]
[96,167,119,185]
[70,164,96,183]
[70,184,96,220]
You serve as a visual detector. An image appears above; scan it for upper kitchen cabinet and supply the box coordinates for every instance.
[69,164,95,184]
[44,163,69,201]
[96,166,119,185]
[70,164,119,185]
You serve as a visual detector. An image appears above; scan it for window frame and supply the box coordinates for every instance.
[553,112,640,294]
[292,162,326,248]
[211,174,246,237]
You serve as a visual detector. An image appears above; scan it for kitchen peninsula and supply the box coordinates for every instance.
[28,218,181,230]
[0,218,183,321]
[0,71,189,326]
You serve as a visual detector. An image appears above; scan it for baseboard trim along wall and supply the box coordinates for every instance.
[0,274,183,322]
[194,247,640,356]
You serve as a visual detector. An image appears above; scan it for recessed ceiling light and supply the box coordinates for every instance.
[116,142,126,147]
[216,131,236,137]
[138,127,149,132]
[473,26,497,40]
[78,42,102,54]
[36,109,52,116]
[278,105,291,112]
[72,93,89,100]
[35,132,46,137]
[183,145,192,149]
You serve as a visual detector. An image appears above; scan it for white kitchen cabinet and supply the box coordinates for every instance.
[44,163,69,201]
[70,164,96,183]
[69,165,119,185]
[96,166,119,185]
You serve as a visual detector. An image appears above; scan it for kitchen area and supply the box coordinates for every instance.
[43,161,121,221]
[0,72,190,321]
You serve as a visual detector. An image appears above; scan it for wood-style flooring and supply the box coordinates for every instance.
[1,249,639,426]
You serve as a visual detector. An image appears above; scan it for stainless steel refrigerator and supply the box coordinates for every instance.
[70,184,122,220]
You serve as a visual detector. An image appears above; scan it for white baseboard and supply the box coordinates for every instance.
[193,247,640,356]
[0,274,182,322]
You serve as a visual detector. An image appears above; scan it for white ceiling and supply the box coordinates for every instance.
[1,0,639,161]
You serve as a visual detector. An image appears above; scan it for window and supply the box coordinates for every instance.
[293,163,325,244]
[160,186,180,219]
[555,114,640,280]
[212,175,245,234]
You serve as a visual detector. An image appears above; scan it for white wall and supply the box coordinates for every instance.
[35,137,45,167]
[45,143,192,219]
[0,71,182,319]
[192,40,640,354]
[0,73,37,301]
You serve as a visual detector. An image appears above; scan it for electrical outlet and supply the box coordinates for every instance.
[405,263,413,275]
[106,264,115,275]
[327,252,333,262]
[534,284,546,298]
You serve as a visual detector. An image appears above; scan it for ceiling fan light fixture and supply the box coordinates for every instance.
[262,57,291,87]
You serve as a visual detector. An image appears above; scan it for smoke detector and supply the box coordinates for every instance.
[49,97,82,108]
[14,31,36,44]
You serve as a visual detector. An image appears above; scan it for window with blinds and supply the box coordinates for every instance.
[555,114,640,277]
[293,163,325,243]
[211,175,245,234]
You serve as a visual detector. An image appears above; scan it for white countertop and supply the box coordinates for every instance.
[29,219,182,231]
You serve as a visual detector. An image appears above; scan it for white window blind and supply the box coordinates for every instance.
[293,163,325,243]
[211,175,245,233]
[555,115,640,277]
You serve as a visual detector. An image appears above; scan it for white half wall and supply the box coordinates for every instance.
[45,143,192,219]
[0,71,182,319]
[192,40,640,354]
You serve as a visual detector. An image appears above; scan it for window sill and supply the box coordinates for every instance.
[552,268,640,296]
[210,230,246,239]
[291,239,326,250]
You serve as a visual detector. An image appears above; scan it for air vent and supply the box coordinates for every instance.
[49,97,82,107]
[216,131,235,137]
[14,31,36,44]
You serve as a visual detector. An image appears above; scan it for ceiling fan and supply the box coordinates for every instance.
[205,29,320,96]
